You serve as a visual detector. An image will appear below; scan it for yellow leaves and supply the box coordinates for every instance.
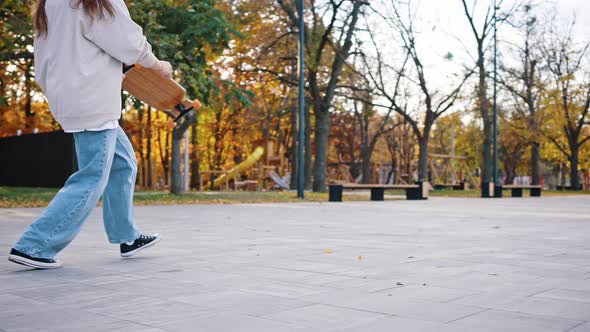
[560,72,576,83]
[0,102,60,138]
[320,249,364,262]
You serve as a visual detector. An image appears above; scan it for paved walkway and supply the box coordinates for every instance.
[1,196,589,331]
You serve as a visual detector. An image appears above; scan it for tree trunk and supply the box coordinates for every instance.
[506,169,516,185]
[304,97,312,189]
[350,162,361,181]
[170,118,192,194]
[312,108,330,192]
[417,137,429,182]
[388,155,397,184]
[561,162,567,188]
[24,61,34,129]
[482,122,493,185]
[289,99,298,190]
[531,142,540,185]
[504,154,516,185]
[190,118,200,190]
[360,146,372,184]
[156,113,172,187]
[137,108,145,187]
[147,107,153,189]
[570,144,580,190]
[170,134,182,194]
[163,131,170,186]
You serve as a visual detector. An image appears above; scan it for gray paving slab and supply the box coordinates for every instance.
[154,311,308,332]
[447,309,582,332]
[82,297,215,326]
[0,307,145,332]
[568,322,590,332]
[299,287,486,322]
[534,288,590,303]
[0,196,589,331]
[169,289,313,316]
[263,303,387,330]
[338,315,486,332]
[374,284,480,302]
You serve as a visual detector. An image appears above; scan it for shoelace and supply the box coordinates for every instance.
[138,234,152,241]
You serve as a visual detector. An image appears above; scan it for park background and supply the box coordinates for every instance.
[1,0,590,198]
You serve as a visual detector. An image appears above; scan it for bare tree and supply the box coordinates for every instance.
[365,1,473,181]
[499,2,544,185]
[498,114,528,184]
[460,0,513,189]
[345,59,402,183]
[541,18,590,190]
[277,0,368,191]
[384,116,417,184]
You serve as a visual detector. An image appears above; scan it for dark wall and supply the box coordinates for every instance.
[0,131,77,188]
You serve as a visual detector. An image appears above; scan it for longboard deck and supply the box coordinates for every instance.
[122,65,201,121]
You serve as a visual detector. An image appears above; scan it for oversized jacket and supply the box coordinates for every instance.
[34,0,158,131]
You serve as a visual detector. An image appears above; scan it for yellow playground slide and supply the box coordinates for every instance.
[213,146,265,187]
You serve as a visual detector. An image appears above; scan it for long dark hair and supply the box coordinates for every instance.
[34,0,115,37]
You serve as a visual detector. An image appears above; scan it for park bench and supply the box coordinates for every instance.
[329,182,429,202]
[433,182,467,190]
[501,184,542,197]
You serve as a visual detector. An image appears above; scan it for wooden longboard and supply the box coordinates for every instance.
[122,65,202,122]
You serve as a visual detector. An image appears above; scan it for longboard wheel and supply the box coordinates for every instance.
[192,100,202,110]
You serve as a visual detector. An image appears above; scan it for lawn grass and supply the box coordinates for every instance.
[0,186,588,208]
[0,186,364,208]
[0,187,60,208]
[132,190,335,206]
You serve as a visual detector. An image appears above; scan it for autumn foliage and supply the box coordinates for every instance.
[1,0,589,191]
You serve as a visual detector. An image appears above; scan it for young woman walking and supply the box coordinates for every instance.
[8,0,170,269]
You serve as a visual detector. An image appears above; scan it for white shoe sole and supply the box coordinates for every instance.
[8,255,63,269]
[121,236,161,258]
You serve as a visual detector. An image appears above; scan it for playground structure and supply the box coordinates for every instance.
[200,138,291,191]
[211,146,264,188]
[325,153,478,191]
[327,162,418,186]
[428,153,474,190]
[199,136,486,193]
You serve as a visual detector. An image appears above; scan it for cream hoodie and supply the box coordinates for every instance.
[34,0,159,131]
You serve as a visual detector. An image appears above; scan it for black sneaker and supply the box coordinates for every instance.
[8,248,63,269]
[120,234,161,258]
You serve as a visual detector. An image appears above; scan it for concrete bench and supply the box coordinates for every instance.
[329,182,429,202]
[502,184,542,197]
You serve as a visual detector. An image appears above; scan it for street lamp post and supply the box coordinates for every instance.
[297,0,305,199]
[492,0,500,197]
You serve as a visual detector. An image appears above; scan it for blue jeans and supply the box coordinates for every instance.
[14,127,141,259]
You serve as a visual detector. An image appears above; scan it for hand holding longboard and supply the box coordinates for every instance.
[122,64,202,122]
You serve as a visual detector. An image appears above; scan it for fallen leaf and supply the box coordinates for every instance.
[324,249,333,253]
